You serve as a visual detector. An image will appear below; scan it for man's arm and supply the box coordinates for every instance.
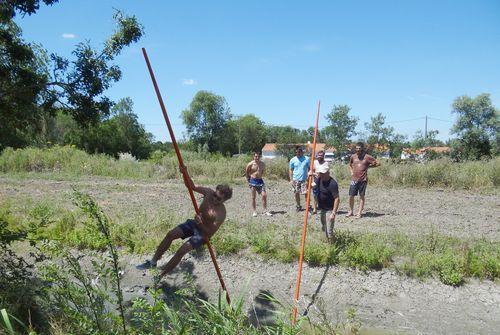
[348,156,354,176]
[194,214,211,237]
[368,155,380,168]
[329,183,340,221]
[245,162,252,181]
[180,165,212,196]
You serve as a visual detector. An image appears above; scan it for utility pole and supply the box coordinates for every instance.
[424,115,428,140]
[238,117,241,155]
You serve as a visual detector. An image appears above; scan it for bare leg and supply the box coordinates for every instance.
[347,196,355,216]
[313,195,318,213]
[159,241,194,277]
[262,190,268,211]
[152,227,184,263]
[357,195,365,218]
[251,188,257,212]
[295,192,301,207]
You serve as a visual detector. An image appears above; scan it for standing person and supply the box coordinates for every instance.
[315,164,340,242]
[347,142,380,218]
[246,152,272,217]
[289,146,311,212]
[136,166,233,278]
[311,150,329,214]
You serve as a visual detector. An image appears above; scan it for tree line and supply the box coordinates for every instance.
[1,1,498,161]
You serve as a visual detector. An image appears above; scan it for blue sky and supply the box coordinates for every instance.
[15,0,500,142]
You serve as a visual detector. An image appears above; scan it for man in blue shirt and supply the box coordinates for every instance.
[288,146,311,212]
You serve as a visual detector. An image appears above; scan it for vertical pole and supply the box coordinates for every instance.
[292,101,321,324]
[142,48,231,305]
[425,115,428,140]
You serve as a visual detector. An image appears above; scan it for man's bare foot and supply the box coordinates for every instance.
[346,211,353,217]
[355,213,362,218]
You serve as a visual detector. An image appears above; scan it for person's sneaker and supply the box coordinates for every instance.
[136,260,157,270]
[296,205,302,212]
[252,212,258,217]
[264,211,273,216]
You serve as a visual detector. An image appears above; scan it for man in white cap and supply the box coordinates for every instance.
[315,163,340,242]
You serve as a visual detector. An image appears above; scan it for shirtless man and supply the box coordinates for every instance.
[136,166,233,277]
[347,142,380,218]
[246,152,272,217]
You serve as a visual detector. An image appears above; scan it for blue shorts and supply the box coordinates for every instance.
[178,219,205,249]
[249,178,266,194]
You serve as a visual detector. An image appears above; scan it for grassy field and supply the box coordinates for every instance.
[1,147,499,334]
[1,146,499,190]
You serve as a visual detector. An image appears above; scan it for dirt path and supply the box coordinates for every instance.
[1,176,498,240]
[1,176,499,333]
[121,252,499,335]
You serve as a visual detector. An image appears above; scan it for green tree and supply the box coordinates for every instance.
[0,1,144,151]
[232,114,267,154]
[182,91,232,153]
[265,125,303,143]
[411,130,444,148]
[365,113,394,146]
[0,12,50,149]
[323,104,358,155]
[451,94,499,160]
[85,98,153,159]
[389,133,408,159]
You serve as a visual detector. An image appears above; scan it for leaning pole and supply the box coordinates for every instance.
[292,101,320,324]
[142,47,231,305]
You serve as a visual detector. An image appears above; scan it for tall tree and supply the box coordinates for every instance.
[0,1,143,151]
[451,94,499,159]
[365,113,394,146]
[182,91,232,153]
[411,130,443,148]
[232,114,267,154]
[323,104,358,154]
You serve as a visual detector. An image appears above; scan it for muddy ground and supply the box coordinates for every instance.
[1,176,499,334]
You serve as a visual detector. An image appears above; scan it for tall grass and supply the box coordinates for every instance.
[1,146,499,189]
[4,199,498,286]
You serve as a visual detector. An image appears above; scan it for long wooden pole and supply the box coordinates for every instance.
[292,101,321,324]
[142,48,231,305]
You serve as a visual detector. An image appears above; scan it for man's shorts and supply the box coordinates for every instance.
[249,178,266,194]
[312,177,319,196]
[178,219,205,249]
[349,180,367,197]
[292,180,307,195]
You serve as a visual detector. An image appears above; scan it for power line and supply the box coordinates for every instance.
[428,117,453,123]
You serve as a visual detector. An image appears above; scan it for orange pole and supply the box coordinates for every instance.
[292,101,320,324]
[142,48,231,305]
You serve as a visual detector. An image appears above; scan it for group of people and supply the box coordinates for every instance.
[137,142,379,278]
[249,142,379,242]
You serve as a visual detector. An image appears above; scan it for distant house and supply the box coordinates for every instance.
[401,146,450,160]
[261,143,334,160]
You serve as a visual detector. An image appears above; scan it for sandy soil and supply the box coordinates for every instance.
[1,176,499,334]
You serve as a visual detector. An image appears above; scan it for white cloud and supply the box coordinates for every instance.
[62,33,76,39]
[182,79,197,86]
